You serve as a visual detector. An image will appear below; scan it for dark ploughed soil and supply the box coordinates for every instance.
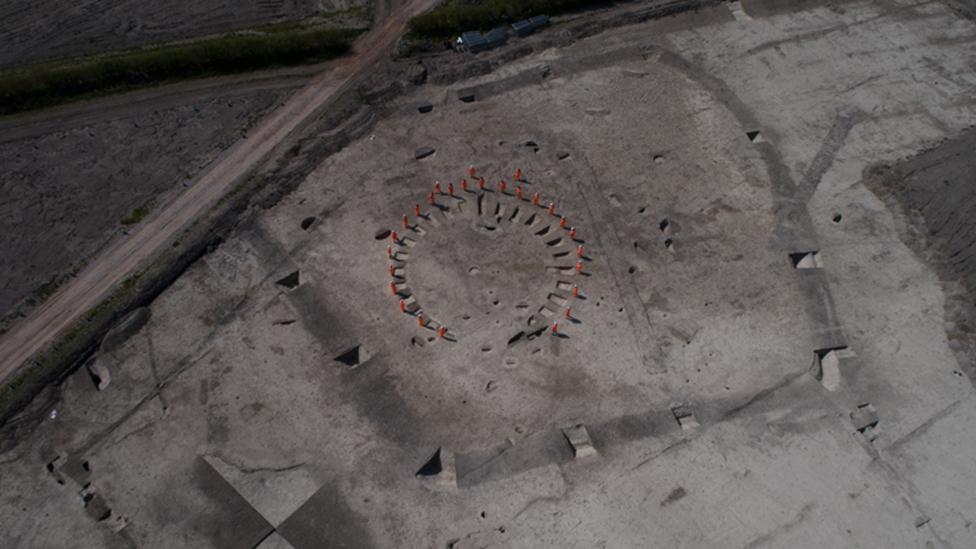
[0,0,367,69]
[865,126,976,375]
[0,87,294,326]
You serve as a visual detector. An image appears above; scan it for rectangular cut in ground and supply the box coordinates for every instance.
[671,406,699,431]
[563,424,598,458]
[850,403,880,434]
[415,447,458,488]
[333,344,371,368]
[789,251,822,269]
[810,346,854,391]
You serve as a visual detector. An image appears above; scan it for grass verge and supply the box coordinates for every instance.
[0,273,143,424]
[120,203,153,226]
[0,26,362,116]
[407,0,610,38]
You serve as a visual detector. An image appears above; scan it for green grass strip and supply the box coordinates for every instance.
[120,203,153,226]
[0,27,362,116]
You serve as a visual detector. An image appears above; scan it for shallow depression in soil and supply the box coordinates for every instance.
[408,215,552,337]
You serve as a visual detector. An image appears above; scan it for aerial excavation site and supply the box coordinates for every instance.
[1,0,976,547]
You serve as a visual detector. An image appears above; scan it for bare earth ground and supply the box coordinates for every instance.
[0,0,369,69]
[2,0,976,548]
[0,84,297,320]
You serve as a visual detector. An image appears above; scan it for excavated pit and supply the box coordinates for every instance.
[333,344,371,368]
[408,204,554,339]
[275,270,300,290]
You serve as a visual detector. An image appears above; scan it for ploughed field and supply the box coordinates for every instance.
[0,0,368,69]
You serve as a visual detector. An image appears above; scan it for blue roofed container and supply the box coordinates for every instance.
[483,26,509,48]
[512,14,550,36]
[459,30,489,52]
[512,19,534,37]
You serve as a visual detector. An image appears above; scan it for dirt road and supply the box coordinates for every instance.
[0,0,435,383]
